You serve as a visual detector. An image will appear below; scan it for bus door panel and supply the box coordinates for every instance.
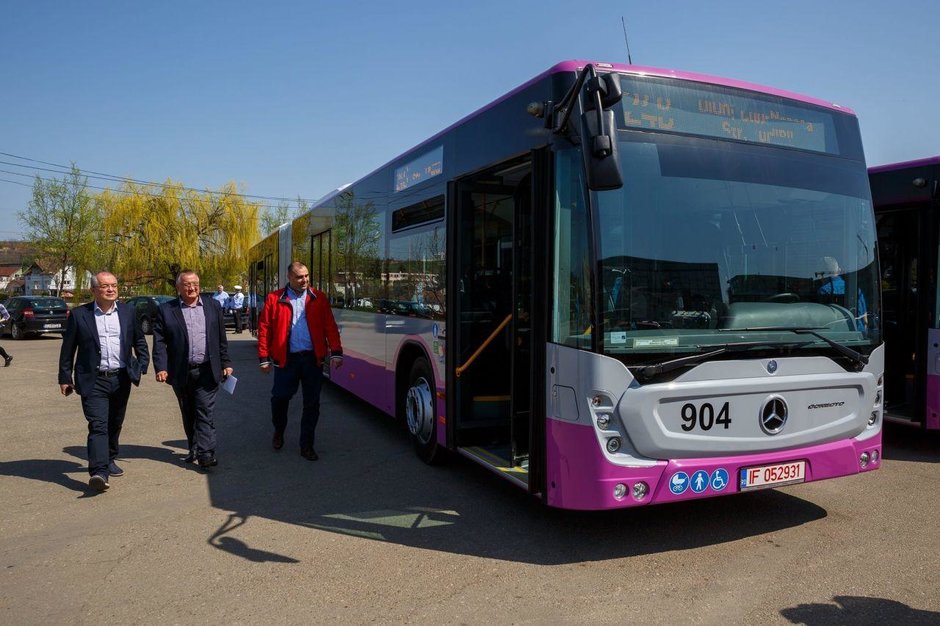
[877,209,925,423]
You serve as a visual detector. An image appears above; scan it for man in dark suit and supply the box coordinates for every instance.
[59,271,150,492]
[152,269,233,469]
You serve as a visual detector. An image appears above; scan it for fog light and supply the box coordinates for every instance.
[597,414,610,428]
[871,450,880,463]
[633,482,649,500]
[868,411,879,426]
[613,483,627,499]
[606,437,622,453]
[859,451,870,467]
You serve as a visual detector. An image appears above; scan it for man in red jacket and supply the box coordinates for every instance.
[257,261,343,460]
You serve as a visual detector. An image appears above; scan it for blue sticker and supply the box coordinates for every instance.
[669,471,689,495]
[690,469,710,493]
[710,468,729,492]
[432,323,439,338]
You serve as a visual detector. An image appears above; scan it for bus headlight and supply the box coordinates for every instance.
[613,483,627,499]
[606,437,622,453]
[868,411,879,426]
[596,414,610,429]
[633,482,649,500]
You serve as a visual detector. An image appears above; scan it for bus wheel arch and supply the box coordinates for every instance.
[397,344,443,464]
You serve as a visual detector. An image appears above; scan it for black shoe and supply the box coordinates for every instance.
[183,449,197,464]
[197,455,218,468]
[272,432,284,450]
[107,461,124,477]
[3,355,11,367]
[300,447,319,461]
[89,474,110,491]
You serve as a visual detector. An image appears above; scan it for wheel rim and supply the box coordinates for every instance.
[11,324,21,339]
[405,376,434,445]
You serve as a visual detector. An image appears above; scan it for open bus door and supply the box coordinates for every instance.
[448,151,547,495]
[877,207,935,427]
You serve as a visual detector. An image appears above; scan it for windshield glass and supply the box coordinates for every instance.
[595,134,878,358]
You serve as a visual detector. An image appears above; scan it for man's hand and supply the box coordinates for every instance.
[331,356,344,369]
[222,367,233,378]
[259,362,271,375]
[155,371,168,383]
[60,384,73,396]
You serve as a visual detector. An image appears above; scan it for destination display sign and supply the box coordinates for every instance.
[616,76,839,155]
[395,145,444,192]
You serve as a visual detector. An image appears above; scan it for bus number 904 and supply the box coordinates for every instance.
[680,402,732,432]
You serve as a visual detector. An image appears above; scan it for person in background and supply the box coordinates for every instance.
[213,285,229,309]
[57,271,150,492]
[0,302,12,366]
[230,285,245,334]
[152,270,233,469]
[257,261,343,461]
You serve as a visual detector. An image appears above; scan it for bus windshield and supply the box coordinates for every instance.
[588,134,879,359]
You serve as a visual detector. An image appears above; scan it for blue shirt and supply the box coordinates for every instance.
[94,302,124,371]
[819,276,868,333]
[287,288,313,353]
[213,290,229,307]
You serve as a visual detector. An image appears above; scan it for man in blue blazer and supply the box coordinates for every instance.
[59,271,150,492]
[152,269,233,468]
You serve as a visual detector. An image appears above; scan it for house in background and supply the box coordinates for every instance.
[0,264,23,293]
[21,263,91,295]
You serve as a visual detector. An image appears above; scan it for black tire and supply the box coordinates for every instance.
[404,357,444,464]
[10,323,26,340]
[140,317,152,335]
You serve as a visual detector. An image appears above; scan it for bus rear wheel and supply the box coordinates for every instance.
[405,357,443,464]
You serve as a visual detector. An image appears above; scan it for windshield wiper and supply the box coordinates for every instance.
[633,340,812,382]
[717,326,868,368]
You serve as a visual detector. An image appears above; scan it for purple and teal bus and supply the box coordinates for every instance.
[870,157,940,430]
[249,60,883,509]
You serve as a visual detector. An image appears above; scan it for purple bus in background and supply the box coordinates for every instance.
[249,60,883,509]
[870,157,940,430]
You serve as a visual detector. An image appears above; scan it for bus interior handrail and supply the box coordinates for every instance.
[456,314,513,378]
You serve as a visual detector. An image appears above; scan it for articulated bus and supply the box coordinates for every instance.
[248,60,883,510]
[870,157,940,430]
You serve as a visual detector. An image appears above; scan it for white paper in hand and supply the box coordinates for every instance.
[221,374,237,394]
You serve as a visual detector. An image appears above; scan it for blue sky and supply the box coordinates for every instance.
[1,0,937,238]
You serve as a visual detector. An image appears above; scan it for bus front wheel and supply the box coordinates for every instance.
[405,358,443,464]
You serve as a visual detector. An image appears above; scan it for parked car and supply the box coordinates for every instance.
[0,296,70,339]
[124,295,175,334]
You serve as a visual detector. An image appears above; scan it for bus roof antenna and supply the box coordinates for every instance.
[621,16,633,65]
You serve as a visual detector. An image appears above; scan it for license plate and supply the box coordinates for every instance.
[43,323,61,329]
[739,460,806,490]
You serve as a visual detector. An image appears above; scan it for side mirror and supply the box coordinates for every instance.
[580,109,622,191]
[583,73,623,111]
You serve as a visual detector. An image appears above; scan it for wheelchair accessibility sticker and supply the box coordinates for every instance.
[710,468,729,492]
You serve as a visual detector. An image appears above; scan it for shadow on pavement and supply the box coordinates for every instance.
[0,458,90,494]
[780,595,940,624]
[193,340,829,565]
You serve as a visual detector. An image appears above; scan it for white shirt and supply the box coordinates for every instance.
[94,302,124,371]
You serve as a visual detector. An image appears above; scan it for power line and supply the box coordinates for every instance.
[0,150,320,207]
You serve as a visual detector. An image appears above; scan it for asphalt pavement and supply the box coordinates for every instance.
[1,333,939,624]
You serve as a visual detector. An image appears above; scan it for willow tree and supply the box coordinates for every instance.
[101,180,261,291]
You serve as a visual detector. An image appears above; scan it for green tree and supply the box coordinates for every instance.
[18,165,101,297]
[101,180,261,291]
